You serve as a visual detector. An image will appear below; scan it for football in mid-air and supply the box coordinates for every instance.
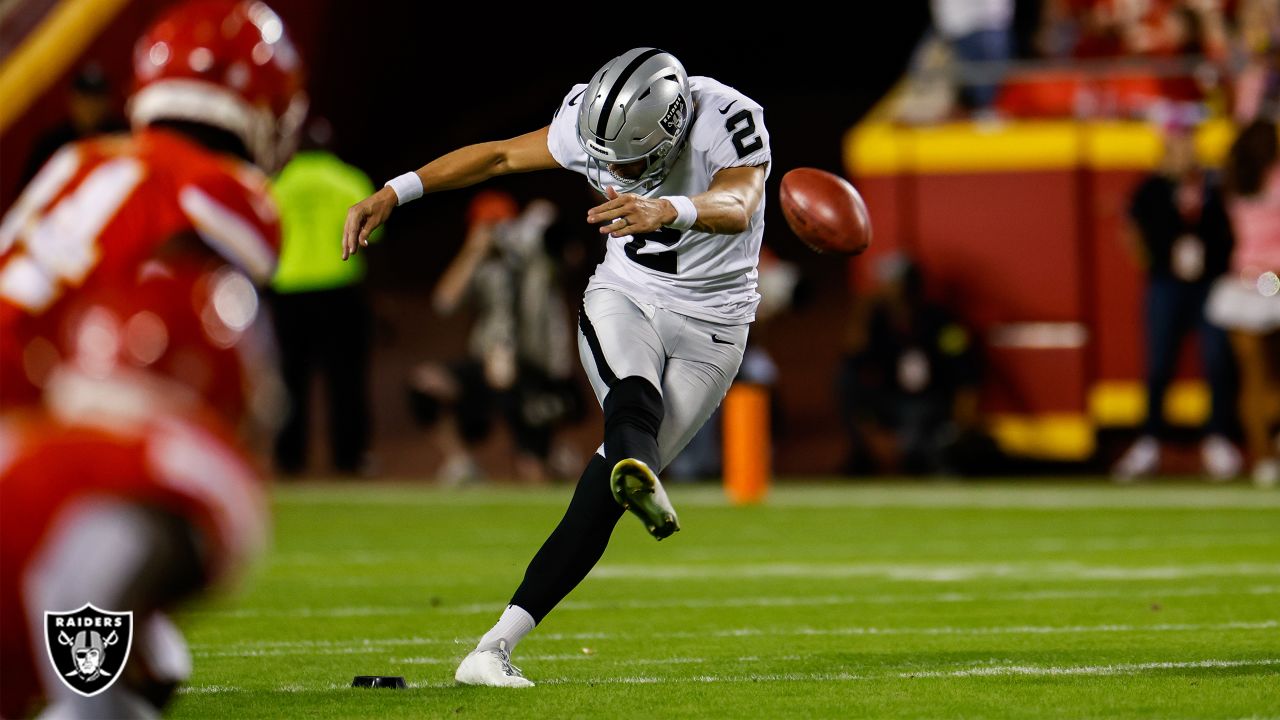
[779,168,872,255]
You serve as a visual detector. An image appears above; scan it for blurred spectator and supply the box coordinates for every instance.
[407,193,581,484]
[1233,46,1280,123]
[893,36,962,124]
[1231,6,1280,122]
[994,0,1234,119]
[269,119,378,476]
[1112,112,1241,481]
[931,0,1015,117]
[1054,0,1227,59]
[1012,0,1049,59]
[837,253,988,476]
[21,64,126,185]
[1208,118,1280,486]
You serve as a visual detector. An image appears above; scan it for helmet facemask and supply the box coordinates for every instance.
[584,135,685,195]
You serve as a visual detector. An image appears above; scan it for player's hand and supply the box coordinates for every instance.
[587,187,677,238]
[342,187,397,260]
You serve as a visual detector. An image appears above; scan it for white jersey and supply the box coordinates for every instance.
[547,76,771,324]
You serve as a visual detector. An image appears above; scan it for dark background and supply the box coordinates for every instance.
[3,2,931,279]
[1,1,932,475]
[296,4,932,290]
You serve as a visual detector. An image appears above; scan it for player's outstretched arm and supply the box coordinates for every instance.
[586,164,766,239]
[341,127,558,260]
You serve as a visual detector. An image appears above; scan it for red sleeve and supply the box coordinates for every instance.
[177,160,281,284]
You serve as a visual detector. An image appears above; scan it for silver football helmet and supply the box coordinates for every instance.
[577,48,692,194]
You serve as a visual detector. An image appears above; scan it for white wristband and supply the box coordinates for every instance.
[664,195,697,230]
[384,172,423,206]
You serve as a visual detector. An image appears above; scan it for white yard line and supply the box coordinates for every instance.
[749,487,1280,510]
[190,635,460,656]
[903,658,1280,678]
[1020,534,1278,552]
[195,646,420,659]
[388,654,705,666]
[553,583,1279,612]
[174,657,1280,694]
[264,532,1279,569]
[267,551,445,566]
[587,561,1280,582]
[176,684,241,694]
[752,620,1279,638]
[540,658,1280,684]
[193,606,421,619]
[188,583,1280,620]
[252,558,1280,583]
[189,619,1277,657]
[273,483,1280,510]
[391,653,592,665]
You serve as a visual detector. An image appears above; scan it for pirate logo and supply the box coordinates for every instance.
[659,94,686,137]
[44,604,133,697]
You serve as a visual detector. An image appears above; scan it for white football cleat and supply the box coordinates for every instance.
[1112,436,1160,483]
[610,458,680,540]
[1253,459,1279,489]
[1201,434,1242,481]
[454,640,534,688]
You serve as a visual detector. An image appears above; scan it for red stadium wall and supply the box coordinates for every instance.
[844,120,1236,459]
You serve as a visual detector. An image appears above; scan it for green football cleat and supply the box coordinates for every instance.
[610,458,680,540]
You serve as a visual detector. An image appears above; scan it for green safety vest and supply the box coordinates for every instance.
[270,151,381,293]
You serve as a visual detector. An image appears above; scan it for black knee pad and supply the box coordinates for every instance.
[603,376,664,436]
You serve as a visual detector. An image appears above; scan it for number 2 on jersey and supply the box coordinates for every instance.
[725,109,763,159]
[624,227,681,274]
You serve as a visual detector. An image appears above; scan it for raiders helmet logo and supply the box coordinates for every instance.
[44,604,133,697]
[659,95,686,137]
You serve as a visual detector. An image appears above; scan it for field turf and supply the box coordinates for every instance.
[170,481,1280,719]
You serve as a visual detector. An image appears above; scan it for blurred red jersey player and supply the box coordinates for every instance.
[0,261,279,717]
[0,265,279,718]
[0,0,307,410]
[0,0,305,716]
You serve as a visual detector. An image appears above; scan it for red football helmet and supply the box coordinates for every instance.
[45,263,282,429]
[129,0,307,171]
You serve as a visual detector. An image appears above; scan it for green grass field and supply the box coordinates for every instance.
[170,481,1280,719]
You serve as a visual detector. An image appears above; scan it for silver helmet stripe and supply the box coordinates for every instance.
[577,48,692,193]
[594,48,665,140]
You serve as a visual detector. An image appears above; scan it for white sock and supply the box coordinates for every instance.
[477,604,535,653]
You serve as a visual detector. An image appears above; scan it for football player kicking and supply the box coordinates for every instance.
[343,48,770,686]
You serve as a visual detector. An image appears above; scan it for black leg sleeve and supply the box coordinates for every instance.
[509,454,623,623]
[602,376,663,469]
